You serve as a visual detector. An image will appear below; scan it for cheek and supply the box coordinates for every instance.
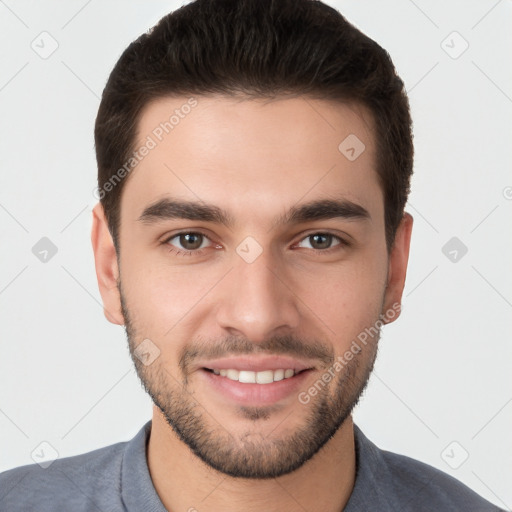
[297,255,388,348]
[120,254,225,339]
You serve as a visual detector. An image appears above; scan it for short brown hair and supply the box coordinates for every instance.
[94,0,413,251]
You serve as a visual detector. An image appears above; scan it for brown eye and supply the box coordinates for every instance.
[164,232,212,255]
[310,233,332,249]
[297,233,342,251]
[178,233,204,250]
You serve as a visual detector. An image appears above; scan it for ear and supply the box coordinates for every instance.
[382,212,413,324]
[91,202,124,325]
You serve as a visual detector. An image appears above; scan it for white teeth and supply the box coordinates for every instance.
[239,370,256,383]
[273,369,284,381]
[212,368,297,384]
[256,370,274,384]
[226,369,239,381]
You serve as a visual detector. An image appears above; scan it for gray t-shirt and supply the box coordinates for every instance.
[0,420,504,511]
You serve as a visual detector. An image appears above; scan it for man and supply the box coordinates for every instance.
[0,0,504,510]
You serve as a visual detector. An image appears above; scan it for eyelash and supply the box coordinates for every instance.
[162,231,349,257]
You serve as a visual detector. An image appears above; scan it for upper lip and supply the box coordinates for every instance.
[198,356,315,373]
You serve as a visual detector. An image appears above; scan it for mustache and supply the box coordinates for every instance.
[179,334,334,373]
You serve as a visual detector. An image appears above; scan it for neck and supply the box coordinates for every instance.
[147,406,356,512]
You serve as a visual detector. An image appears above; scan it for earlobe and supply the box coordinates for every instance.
[382,212,413,324]
[91,203,124,325]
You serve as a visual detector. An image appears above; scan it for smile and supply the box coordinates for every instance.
[206,368,298,384]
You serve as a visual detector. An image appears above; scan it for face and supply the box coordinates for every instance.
[92,94,412,479]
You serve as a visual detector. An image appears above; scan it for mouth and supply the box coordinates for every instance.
[197,357,316,405]
[203,367,307,384]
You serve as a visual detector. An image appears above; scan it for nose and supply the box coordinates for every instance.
[215,247,300,344]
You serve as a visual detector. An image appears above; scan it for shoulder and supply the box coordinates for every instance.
[0,440,127,512]
[380,448,503,511]
[352,426,504,512]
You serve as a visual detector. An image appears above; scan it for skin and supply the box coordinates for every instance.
[91,95,413,512]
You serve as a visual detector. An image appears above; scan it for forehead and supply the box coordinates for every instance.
[121,94,381,228]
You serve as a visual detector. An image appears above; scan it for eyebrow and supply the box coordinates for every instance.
[137,196,370,229]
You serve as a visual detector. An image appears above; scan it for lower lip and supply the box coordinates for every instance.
[200,369,313,406]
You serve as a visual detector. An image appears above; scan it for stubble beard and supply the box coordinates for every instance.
[119,285,379,479]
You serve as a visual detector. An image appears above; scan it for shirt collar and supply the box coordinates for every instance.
[121,420,168,511]
[343,424,396,512]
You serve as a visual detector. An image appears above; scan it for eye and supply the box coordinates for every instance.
[162,231,348,258]
[163,231,214,256]
[295,232,346,251]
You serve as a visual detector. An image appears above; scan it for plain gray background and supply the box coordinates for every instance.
[0,0,511,509]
